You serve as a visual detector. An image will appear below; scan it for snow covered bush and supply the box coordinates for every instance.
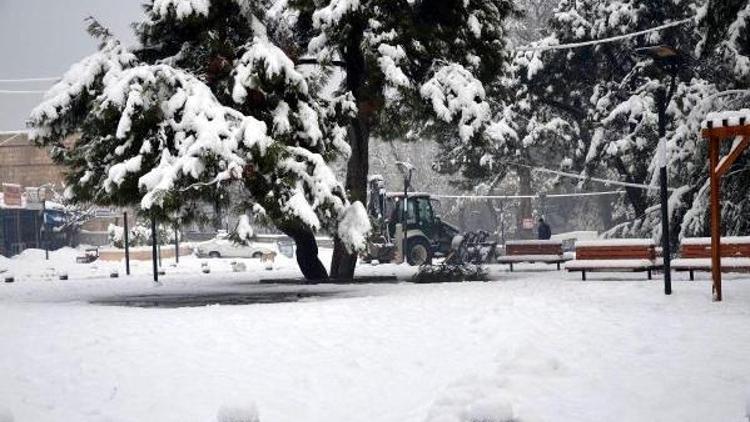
[107,222,180,248]
[412,263,489,284]
[28,2,370,280]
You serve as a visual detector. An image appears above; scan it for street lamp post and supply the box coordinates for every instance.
[635,45,683,296]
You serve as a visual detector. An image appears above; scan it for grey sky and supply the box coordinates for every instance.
[0,0,142,131]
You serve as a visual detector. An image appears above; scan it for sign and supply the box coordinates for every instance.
[522,218,535,230]
[2,183,22,207]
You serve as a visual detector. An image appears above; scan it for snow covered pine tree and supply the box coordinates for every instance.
[28,0,371,281]
[277,0,518,278]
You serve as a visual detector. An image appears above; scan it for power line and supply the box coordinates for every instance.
[515,18,693,52]
[492,159,672,192]
[433,190,625,200]
[0,77,59,83]
[0,90,46,94]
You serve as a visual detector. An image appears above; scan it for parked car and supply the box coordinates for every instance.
[194,234,274,259]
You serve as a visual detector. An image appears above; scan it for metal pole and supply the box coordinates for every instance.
[123,212,130,276]
[43,199,48,260]
[174,224,179,264]
[657,89,672,295]
[151,215,158,283]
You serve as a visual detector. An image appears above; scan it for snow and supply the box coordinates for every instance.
[217,404,260,422]
[672,257,750,269]
[505,240,562,246]
[681,236,750,246]
[702,109,750,128]
[496,255,564,262]
[152,0,210,20]
[565,258,660,270]
[235,215,255,242]
[233,38,309,103]
[3,257,750,421]
[419,63,491,142]
[336,201,371,253]
[575,239,655,247]
[4,239,750,421]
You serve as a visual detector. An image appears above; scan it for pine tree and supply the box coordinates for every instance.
[278,0,518,277]
[445,0,750,246]
[28,0,371,280]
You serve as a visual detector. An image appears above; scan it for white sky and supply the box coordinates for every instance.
[0,0,141,131]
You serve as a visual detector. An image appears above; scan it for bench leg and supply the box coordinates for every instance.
[690,270,694,281]
[557,262,561,271]
[647,269,652,280]
[581,271,586,281]
[509,263,513,272]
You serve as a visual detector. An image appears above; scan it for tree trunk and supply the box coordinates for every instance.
[330,16,368,280]
[613,157,647,217]
[279,224,328,281]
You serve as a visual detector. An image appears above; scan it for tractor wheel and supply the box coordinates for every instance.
[406,238,432,266]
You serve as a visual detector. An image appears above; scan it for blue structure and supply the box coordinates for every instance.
[0,208,68,257]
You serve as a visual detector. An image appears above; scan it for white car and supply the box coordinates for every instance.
[194,236,274,259]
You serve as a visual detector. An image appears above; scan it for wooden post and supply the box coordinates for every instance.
[709,136,722,301]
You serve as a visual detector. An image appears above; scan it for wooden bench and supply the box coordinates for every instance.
[565,239,663,280]
[672,236,750,280]
[496,240,567,271]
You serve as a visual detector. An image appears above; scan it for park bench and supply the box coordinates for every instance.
[496,240,567,271]
[565,239,662,280]
[672,236,750,280]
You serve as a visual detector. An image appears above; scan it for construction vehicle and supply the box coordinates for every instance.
[363,163,461,266]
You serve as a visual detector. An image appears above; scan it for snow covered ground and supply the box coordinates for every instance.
[1,249,750,422]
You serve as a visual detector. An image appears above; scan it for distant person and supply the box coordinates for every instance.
[538,218,551,240]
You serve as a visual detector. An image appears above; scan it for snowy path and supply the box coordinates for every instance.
[1,263,750,421]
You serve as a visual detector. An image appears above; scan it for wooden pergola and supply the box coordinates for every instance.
[702,111,750,301]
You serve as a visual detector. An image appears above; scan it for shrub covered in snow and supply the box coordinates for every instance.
[412,263,489,284]
[107,223,180,248]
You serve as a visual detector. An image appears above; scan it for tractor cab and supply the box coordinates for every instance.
[385,193,458,257]
[365,172,459,265]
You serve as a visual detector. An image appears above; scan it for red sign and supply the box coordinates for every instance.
[2,183,22,207]
[522,218,535,230]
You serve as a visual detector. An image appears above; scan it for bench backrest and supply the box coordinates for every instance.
[680,237,750,258]
[574,239,656,260]
[505,240,562,256]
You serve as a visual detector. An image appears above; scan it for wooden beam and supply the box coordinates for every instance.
[702,125,750,139]
[716,135,750,176]
[709,137,722,302]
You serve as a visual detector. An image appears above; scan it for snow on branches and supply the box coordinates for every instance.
[420,63,492,142]
[29,0,370,253]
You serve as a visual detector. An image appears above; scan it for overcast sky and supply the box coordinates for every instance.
[0,0,142,131]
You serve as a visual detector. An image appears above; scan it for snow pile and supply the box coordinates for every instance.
[420,63,491,142]
[216,404,259,422]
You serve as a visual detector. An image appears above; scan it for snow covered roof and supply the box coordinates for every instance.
[702,109,750,129]
[575,239,655,247]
